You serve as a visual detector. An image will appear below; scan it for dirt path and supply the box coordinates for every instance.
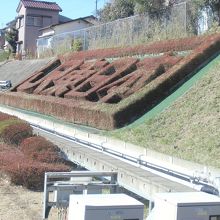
[0,176,58,220]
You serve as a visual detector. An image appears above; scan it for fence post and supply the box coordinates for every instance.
[83,31,86,51]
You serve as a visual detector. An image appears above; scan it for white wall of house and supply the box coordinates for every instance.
[40,19,93,38]
[16,5,26,53]
[55,20,92,35]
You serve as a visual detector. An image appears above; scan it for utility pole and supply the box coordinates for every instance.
[95,0,98,17]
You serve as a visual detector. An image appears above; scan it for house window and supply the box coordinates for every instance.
[26,16,42,27]
[43,17,52,27]
[20,18,24,27]
[16,18,24,29]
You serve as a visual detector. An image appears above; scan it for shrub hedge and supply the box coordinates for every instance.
[20,136,62,163]
[0,112,17,121]
[0,122,33,145]
[0,112,71,190]
[60,35,205,61]
[4,159,70,189]
[1,34,220,129]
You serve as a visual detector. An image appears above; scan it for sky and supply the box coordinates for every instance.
[0,0,108,28]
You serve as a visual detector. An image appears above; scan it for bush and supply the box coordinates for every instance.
[4,159,70,190]
[0,137,71,190]
[20,136,62,163]
[0,112,72,190]
[0,148,24,169]
[72,39,83,52]
[1,122,33,145]
[0,112,17,121]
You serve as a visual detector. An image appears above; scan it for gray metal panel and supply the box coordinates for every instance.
[84,207,144,220]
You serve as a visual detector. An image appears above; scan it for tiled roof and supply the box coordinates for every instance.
[21,0,62,11]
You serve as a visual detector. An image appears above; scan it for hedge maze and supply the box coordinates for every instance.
[1,34,220,130]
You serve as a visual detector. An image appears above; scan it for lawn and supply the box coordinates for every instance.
[109,55,220,168]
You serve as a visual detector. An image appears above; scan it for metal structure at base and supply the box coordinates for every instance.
[147,192,220,220]
[68,194,144,220]
[43,171,118,219]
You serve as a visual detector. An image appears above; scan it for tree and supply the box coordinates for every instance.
[185,0,220,33]
[98,0,174,22]
[189,0,220,21]
[5,28,18,53]
[98,0,135,22]
[133,0,168,14]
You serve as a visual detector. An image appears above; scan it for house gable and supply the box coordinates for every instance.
[17,0,62,13]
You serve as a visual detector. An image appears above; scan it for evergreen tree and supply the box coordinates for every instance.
[5,28,18,53]
[98,0,135,22]
[133,0,168,14]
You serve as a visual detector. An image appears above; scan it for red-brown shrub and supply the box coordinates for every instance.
[0,148,24,169]
[20,136,62,163]
[0,113,72,190]
[0,112,17,121]
[4,159,70,190]
[1,122,33,145]
[0,143,13,152]
[0,139,71,190]
[60,35,206,61]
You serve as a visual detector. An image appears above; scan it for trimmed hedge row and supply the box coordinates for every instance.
[60,35,206,61]
[0,93,114,129]
[20,136,63,164]
[1,122,33,145]
[5,160,69,189]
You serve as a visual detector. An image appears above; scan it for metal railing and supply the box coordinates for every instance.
[37,2,190,56]
[43,171,118,219]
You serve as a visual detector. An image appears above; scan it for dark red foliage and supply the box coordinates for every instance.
[0,141,70,190]
[20,136,62,163]
[1,122,33,145]
[3,34,220,129]
[0,112,72,190]
[60,35,206,61]
[0,112,17,121]
[0,146,23,168]
[4,159,70,190]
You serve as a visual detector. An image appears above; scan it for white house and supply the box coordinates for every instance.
[37,15,96,56]
[38,15,96,38]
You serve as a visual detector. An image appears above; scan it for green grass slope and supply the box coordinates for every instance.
[109,56,220,168]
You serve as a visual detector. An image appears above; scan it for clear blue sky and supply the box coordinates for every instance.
[0,0,108,28]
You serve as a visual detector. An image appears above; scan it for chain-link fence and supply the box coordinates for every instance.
[37,2,214,57]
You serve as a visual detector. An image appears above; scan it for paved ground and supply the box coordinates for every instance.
[0,58,52,87]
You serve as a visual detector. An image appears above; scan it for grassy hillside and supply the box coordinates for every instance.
[109,56,220,168]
